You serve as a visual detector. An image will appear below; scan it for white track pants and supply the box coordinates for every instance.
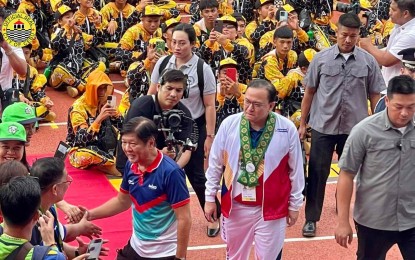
[221,201,286,260]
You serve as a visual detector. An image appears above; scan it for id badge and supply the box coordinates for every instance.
[242,186,256,202]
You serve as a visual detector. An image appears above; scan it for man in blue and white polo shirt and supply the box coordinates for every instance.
[89,117,191,260]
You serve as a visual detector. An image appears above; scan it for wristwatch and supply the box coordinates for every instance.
[206,134,215,138]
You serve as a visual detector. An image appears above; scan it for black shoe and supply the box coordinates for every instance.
[207,226,220,237]
[302,221,316,237]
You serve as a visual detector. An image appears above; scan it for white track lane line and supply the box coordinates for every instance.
[187,234,357,251]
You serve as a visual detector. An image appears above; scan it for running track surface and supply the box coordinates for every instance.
[26,73,403,259]
[26,8,403,259]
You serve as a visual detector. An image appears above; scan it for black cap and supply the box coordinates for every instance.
[398,48,415,70]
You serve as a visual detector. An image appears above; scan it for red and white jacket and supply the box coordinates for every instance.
[205,112,305,220]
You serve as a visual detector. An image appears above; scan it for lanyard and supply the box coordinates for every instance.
[237,113,276,187]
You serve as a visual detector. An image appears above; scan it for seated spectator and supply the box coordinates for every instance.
[0,121,27,167]
[73,0,108,64]
[245,0,277,59]
[258,26,298,106]
[198,15,250,83]
[66,69,123,176]
[115,5,163,77]
[30,157,107,258]
[13,44,56,122]
[100,0,140,62]
[216,58,247,132]
[0,176,68,260]
[279,48,316,118]
[193,0,220,44]
[49,5,106,98]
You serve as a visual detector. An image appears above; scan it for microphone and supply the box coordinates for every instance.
[342,63,345,70]
[397,141,402,150]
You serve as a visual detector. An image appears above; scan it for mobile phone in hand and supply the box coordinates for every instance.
[279,11,288,22]
[155,40,165,55]
[86,238,103,260]
[107,95,116,108]
[214,20,223,33]
[54,141,71,160]
[225,68,237,82]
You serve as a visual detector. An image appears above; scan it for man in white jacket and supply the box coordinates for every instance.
[204,79,305,260]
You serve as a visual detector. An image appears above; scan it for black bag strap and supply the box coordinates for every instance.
[158,55,206,103]
[196,57,205,101]
[5,242,33,260]
[158,55,172,75]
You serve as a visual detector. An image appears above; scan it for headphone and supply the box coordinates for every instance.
[158,69,189,99]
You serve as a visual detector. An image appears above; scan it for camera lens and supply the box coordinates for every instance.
[168,114,181,128]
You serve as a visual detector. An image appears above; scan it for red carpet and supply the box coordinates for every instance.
[28,155,132,259]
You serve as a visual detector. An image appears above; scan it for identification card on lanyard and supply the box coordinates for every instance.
[242,186,256,202]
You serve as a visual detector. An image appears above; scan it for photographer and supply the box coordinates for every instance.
[116,69,195,172]
[0,9,29,110]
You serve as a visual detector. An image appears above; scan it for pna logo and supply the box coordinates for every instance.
[2,13,36,47]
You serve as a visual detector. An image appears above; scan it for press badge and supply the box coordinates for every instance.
[242,187,256,202]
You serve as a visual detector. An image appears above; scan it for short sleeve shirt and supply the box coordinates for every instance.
[339,110,415,231]
[120,151,190,256]
[303,45,386,135]
[151,54,216,119]
[0,46,25,91]
[382,18,415,84]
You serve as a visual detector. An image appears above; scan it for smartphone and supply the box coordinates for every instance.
[155,40,165,55]
[54,141,71,160]
[226,68,237,82]
[107,95,116,108]
[214,20,223,33]
[279,11,288,22]
[86,239,103,260]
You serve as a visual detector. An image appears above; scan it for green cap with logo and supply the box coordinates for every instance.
[2,102,43,125]
[0,122,27,142]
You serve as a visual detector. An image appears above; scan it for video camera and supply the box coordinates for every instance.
[334,0,377,37]
[153,110,198,156]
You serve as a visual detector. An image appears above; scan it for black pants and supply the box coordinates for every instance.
[305,130,348,221]
[184,115,221,219]
[355,222,415,260]
[117,240,175,260]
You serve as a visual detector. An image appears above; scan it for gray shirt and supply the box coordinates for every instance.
[339,110,415,231]
[151,54,216,119]
[303,45,386,135]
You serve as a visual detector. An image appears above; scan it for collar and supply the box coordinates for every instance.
[168,53,198,69]
[397,17,415,31]
[333,45,357,60]
[382,108,415,131]
[130,150,163,176]
[195,18,208,33]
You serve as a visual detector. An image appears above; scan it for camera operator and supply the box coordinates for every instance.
[116,69,195,172]
[0,9,28,110]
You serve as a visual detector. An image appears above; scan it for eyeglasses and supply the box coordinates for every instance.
[56,175,73,186]
[244,98,266,109]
